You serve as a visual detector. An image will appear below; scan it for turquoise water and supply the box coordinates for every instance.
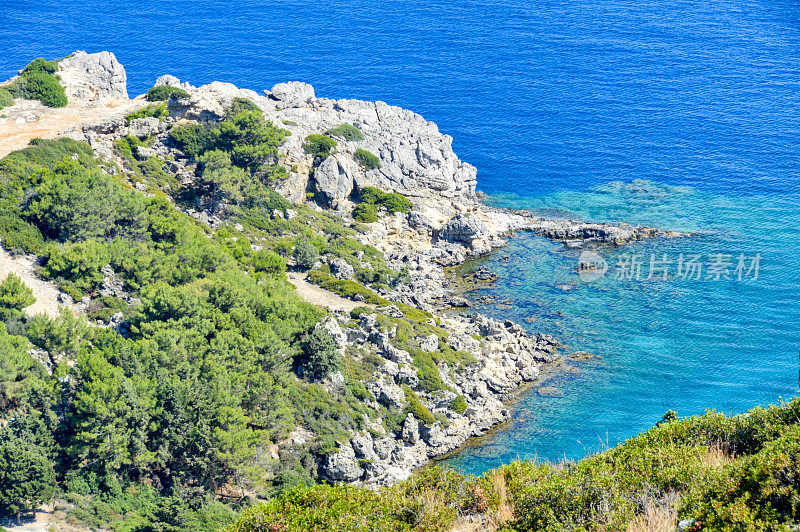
[3,0,800,475]
[444,182,800,473]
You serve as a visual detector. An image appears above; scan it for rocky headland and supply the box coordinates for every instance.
[1,51,671,490]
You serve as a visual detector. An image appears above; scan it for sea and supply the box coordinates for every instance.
[2,0,799,476]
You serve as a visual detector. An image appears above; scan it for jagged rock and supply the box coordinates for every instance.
[268,81,315,108]
[128,117,164,138]
[419,334,439,352]
[324,443,363,481]
[329,257,355,280]
[373,437,396,460]
[314,155,354,209]
[439,215,489,244]
[367,375,406,409]
[58,51,128,106]
[329,371,345,390]
[28,348,52,375]
[351,431,377,462]
[401,414,419,444]
[317,316,347,348]
[375,304,404,319]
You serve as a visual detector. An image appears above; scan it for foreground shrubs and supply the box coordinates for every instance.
[229,398,800,532]
[352,186,411,222]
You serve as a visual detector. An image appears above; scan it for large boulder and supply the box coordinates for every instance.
[438,215,489,244]
[268,81,315,108]
[323,443,363,482]
[57,51,128,106]
[314,155,354,209]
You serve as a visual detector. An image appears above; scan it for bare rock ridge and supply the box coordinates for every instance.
[57,50,129,107]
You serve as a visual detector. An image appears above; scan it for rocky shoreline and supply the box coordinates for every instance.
[3,51,671,489]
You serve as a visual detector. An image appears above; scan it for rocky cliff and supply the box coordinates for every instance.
[4,51,667,490]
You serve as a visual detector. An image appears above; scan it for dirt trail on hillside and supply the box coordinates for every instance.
[0,245,75,318]
[287,272,374,312]
[0,97,142,158]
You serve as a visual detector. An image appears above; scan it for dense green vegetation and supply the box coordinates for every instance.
[125,102,168,123]
[146,85,191,101]
[352,186,411,222]
[169,105,290,187]
[231,398,800,531]
[353,148,381,170]
[0,88,14,110]
[303,134,337,159]
[4,58,67,108]
[325,124,365,142]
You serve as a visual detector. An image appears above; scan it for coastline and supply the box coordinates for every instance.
[0,51,670,490]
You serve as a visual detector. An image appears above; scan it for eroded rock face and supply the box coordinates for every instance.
[314,155,354,209]
[268,81,315,108]
[323,443,363,481]
[58,51,128,106]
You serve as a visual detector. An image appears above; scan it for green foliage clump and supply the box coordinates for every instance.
[352,202,378,223]
[227,97,261,117]
[21,58,58,75]
[168,122,217,157]
[0,442,56,523]
[0,89,13,110]
[145,85,190,101]
[125,103,167,123]
[297,326,341,380]
[402,385,436,425]
[293,239,320,270]
[324,124,364,141]
[353,148,381,170]
[252,249,287,276]
[302,134,337,159]
[6,58,67,108]
[448,395,468,415]
[352,187,411,222]
[0,274,35,318]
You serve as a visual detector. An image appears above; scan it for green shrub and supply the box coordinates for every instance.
[358,187,411,213]
[352,202,378,223]
[10,70,67,108]
[324,124,364,141]
[293,239,319,270]
[227,97,261,117]
[252,249,286,276]
[21,58,58,75]
[0,89,13,110]
[168,122,216,157]
[353,148,380,170]
[402,386,436,425]
[448,395,468,415]
[302,134,337,158]
[297,327,341,380]
[0,274,35,317]
[125,103,167,123]
[306,270,384,305]
[146,85,190,101]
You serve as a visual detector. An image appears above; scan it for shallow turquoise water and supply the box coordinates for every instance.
[444,182,800,473]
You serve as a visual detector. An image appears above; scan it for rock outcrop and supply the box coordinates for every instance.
[57,51,128,107]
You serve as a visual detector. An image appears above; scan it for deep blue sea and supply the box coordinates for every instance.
[3,0,799,475]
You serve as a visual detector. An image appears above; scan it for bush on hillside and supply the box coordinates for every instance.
[297,327,341,381]
[0,89,13,110]
[21,58,58,75]
[0,274,35,318]
[293,239,319,271]
[352,202,378,223]
[226,97,261,117]
[6,62,67,108]
[125,103,167,123]
[146,85,190,102]
[353,148,380,170]
[302,134,337,159]
[324,124,364,141]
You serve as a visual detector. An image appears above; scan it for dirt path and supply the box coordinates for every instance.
[0,245,74,318]
[287,272,374,312]
[0,97,142,159]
